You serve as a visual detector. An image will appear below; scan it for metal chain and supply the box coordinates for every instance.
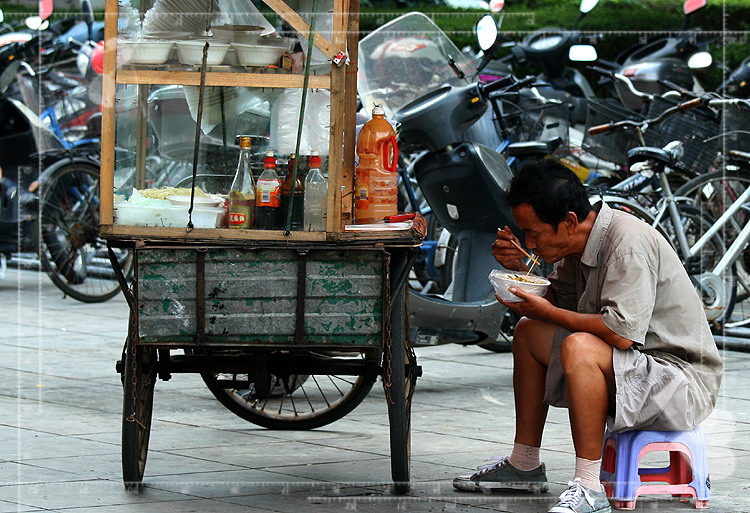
[124,310,146,429]
[382,252,394,404]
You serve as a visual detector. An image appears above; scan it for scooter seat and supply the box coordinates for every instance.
[506,137,562,157]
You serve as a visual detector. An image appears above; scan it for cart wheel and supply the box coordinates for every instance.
[201,351,376,430]
[121,343,157,491]
[387,286,414,494]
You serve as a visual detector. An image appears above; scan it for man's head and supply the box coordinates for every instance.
[504,159,593,263]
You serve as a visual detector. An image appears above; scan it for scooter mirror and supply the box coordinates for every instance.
[684,0,706,15]
[687,51,713,69]
[569,44,598,62]
[0,9,5,24]
[24,16,49,30]
[81,0,94,26]
[475,15,498,52]
[579,0,599,14]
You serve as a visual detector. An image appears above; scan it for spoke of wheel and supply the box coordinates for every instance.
[298,378,315,412]
[311,375,333,408]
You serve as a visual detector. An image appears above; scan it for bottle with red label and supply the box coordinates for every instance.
[255,150,283,230]
[354,107,398,224]
[228,135,255,229]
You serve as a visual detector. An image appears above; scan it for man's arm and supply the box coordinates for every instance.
[502,287,633,350]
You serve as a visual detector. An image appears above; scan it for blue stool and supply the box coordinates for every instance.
[600,426,710,510]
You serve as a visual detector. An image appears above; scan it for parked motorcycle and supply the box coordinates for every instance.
[0,33,131,302]
[359,12,534,352]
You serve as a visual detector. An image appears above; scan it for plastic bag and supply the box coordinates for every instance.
[270,88,330,156]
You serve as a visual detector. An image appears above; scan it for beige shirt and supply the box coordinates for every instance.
[548,201,723,430]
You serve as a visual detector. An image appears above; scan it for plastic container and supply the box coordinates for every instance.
[354,153,398,224]
[115,203,225,228]
[488,270,550,302]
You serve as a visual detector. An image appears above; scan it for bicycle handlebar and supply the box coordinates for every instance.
[587,97,706,136]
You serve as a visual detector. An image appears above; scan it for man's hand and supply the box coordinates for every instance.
[492,226,528,272]
[498,286,554,321]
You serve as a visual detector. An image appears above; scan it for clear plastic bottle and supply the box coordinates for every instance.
[304,151,327,231]
[228,136,255,229]
[280,153,305,230]
[255,150,283,230]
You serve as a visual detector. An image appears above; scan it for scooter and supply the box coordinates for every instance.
[359,12,531,352]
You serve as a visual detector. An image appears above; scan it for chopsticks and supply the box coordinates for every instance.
[508,238,541,267]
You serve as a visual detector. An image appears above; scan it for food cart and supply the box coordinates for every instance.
[99,0,423,493]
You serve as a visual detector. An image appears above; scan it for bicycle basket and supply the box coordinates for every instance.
[721,103,750,152]
[498,94,571,154]
[644,95,720,175]
[582,98,644,165]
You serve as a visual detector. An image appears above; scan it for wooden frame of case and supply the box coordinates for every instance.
[99,0,376,243]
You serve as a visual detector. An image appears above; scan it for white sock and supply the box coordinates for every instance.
[575,456,604,491]
[509,443,541,471]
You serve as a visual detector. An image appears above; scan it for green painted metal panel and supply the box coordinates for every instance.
[136,248,385,346]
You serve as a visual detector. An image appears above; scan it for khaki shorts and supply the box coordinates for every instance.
[544,328,696,432]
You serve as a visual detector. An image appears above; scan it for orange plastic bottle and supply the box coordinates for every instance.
[354,153,398,224]
[356,106,398,173]
[355,107,399,224]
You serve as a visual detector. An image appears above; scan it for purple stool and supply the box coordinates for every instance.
[600,426,710,510]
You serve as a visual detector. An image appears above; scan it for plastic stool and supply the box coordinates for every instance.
[600,426,710,510]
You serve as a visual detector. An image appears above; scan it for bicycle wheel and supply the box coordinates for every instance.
[39,160,132,302]
[201,351,377,430]
[122,342,157,491]
[675,169,750,328]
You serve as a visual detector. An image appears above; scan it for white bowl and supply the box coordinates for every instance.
[119,39,174,65]
[176,40,230,65]
[210,25,265,44]
[232,43,285,67]
[488,270,550,303]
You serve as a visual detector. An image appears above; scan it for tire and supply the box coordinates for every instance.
[39,160,132,302]
[122,343,157,491]
[201,351,376,430]
[675,169,750,329]
[387,285,412,494]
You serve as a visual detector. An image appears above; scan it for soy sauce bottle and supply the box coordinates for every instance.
[255,150,283,230]
[280,153,305,230]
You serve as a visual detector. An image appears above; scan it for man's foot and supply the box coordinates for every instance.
[549,478,611,513]
[453,456,549,493]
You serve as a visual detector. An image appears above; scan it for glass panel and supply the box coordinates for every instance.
[113,83,330,230]
[115,0,333,74]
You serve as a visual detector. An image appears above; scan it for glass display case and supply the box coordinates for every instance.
[100,0,359,242]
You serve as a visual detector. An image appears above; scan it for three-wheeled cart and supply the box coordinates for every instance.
[98,0,423,493]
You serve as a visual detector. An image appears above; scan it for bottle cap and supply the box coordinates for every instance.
[264,150,276,167]
[309,151,321,168]
[238,136,252,149]
[372,106,385,116]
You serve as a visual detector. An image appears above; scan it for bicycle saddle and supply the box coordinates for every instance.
[626,146,677,168]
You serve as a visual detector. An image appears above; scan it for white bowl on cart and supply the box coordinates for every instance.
[119,39,174,65]
[176,40,231,66]
[232,43,285,67]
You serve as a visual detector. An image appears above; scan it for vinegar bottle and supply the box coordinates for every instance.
[255,150,283,230]
[228,135,255,229]
[304,151,327,231]
[280,153,305,230]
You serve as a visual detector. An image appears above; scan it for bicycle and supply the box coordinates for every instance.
[587,94,750,330]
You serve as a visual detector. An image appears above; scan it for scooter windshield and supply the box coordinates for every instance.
[358,12,474,117]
